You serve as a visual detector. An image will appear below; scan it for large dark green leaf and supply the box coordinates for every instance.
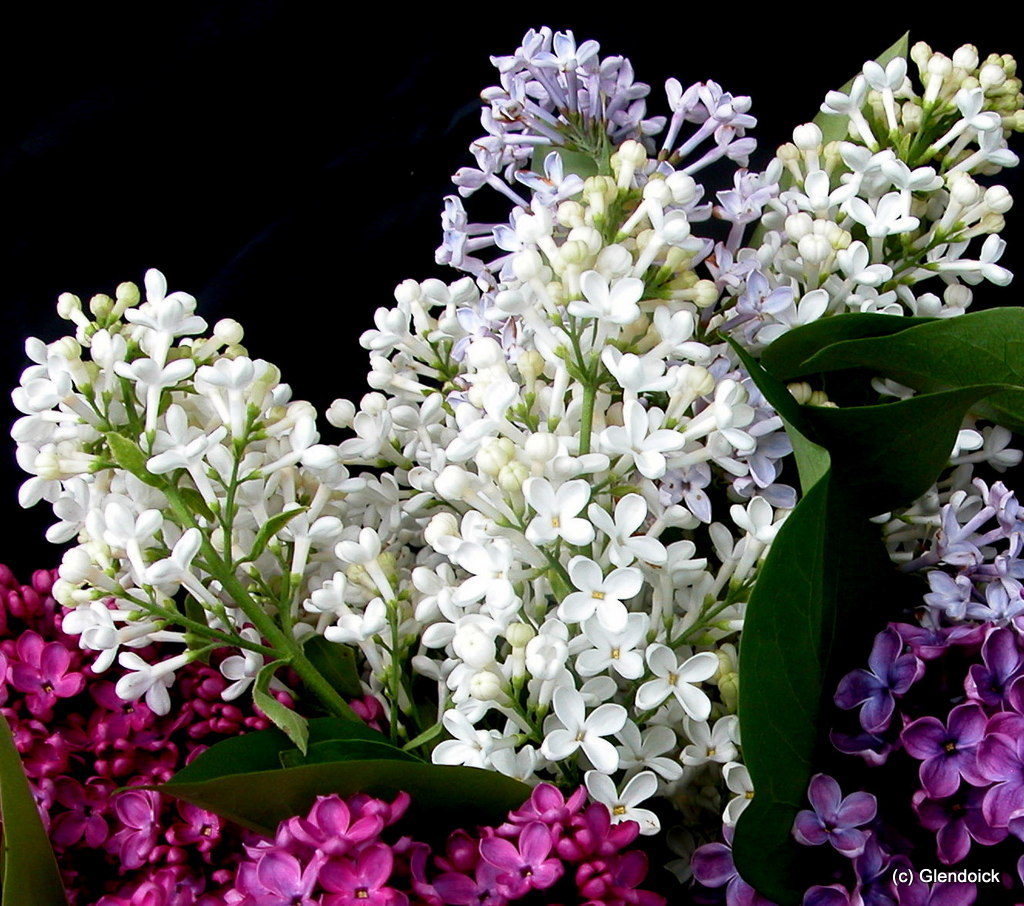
[760,313,935,379]
[278,739,420,769]
[0,712,68,906]
[807,385,1009,514]
[732,348,1020,902]
[161,756,531,839]
[766,310,1024,432]
[162,717,394,784]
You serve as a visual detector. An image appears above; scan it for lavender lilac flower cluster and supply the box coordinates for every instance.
[689,480,1024,904]
[224,783,665,906]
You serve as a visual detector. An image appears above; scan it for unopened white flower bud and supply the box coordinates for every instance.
[424,512,460,550]
[689,279,719,309]
[52,336,81,362]
[985,185,1013,214]
[951,174,982,206]
[901,102,923,131]
[787,382,814,405]
[394,279,422,306]
[798,234,832,265]
[57,292,83,321]
[89,293,114,319]
[505,622,536,649]
[466,337,505,370]
[928,54,953,80]
[469,670,505,702]
[953,44,979,71]
[361,392,388,416]
[115,281,140,310]
[980,62,1006,89]
[558,239,591,268]
[327,398,355,428]
[434,465,472,500]
[792,122,822,150]
[213,318,245,346]
[666,171,698,205]
[524,433,560,463]
[512,251,545,286]
[556,200,585,228]
[944,283,973,309]
[494,289,527,314]
[785,212,814,241]
[476,438,515,476]
[642,179,673,206]
[679,365,714,396]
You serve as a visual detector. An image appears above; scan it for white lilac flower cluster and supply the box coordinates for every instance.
[717,42,1023,349]
[10,28,1022,856]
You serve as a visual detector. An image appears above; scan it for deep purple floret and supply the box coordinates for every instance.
[901,703,989,798]
[792,774,877,858]
[976,728,1024,827]
[913,787,1007,865]
[835,628,923,733]
[690,825,777,906]
[965,626,1024,707]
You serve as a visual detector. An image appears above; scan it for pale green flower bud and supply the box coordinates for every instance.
[516,349,545,384]
[476,438,515,476]
[346,563,378,593]
[719,672,739,713]
[89,293,114,319]
[787,381,814,405]
[506,622,536,649]
[902,101,923,132]
[57,292,83,321]
[497,460,529,493]
[556,200,585,229]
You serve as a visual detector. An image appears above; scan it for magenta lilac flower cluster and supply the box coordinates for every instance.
[224,782,667,906]
[0,564,281,905]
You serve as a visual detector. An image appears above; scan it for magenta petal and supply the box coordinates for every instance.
[256,852,304,897]
[480,835,520,871]
[519,821,553,864]
[39,642,70,678]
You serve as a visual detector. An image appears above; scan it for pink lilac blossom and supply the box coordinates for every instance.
[223,783,665,905]
[0,565,280,904]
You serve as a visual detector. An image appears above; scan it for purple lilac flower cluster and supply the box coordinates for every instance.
[0,563,282,905]
[686,479,1024,904]
[224,783,667,906]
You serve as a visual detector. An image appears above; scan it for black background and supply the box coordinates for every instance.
[2,5,1021,572]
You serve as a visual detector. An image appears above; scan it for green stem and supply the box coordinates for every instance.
[579,382,596,455]
[161,482,359,721]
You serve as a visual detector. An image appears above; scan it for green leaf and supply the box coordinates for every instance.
[278,738,419,768]
[729,341,828,491]
[0,712,69,906]
[162,717,395,786]
[807,385,1009,513]
[733,475,902,903]
[105,432,162,488]
[302,635,363,699]
[767,310,1024,432]
[253,659,309,754]
[160,756,531,838]
[814,32,909,145]
[245,507,309,562]
[760,313,935,379]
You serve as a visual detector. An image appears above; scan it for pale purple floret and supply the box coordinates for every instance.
[792,773,877,857]
[835,627,923,733]
[901,703,989,798]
